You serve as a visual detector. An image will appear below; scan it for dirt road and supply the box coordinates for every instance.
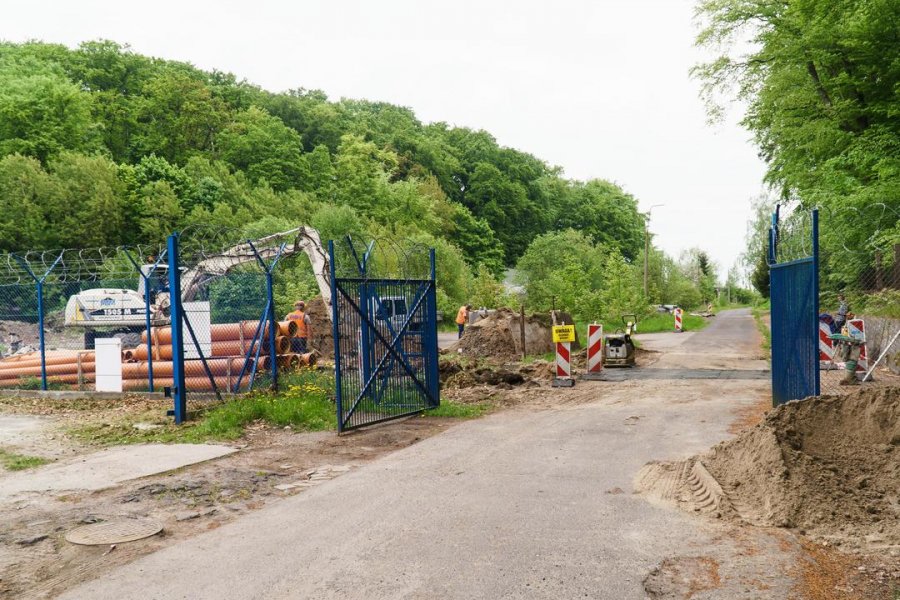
[58,309,814,599]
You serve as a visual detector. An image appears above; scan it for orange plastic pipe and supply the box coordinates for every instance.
[0,353,96,371]
[121,357,250,379]
[0,361,96,378]
[141,321,297,345]
[128,336,290,361]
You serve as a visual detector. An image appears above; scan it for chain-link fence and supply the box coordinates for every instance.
[0,245,164,391]
[773,203,900,395]
[0,228,331,411]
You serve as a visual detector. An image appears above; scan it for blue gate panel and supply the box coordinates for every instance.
[770,259,819,405]
[331,275,440,432]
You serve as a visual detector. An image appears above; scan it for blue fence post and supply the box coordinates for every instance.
[13,252,63,391]
[812,208,820,396]
[328,240,344,432]
[266,270,278,390]
[35,280,47,391]
[167,233,187,424]
[144,270,154,392]
[426,248,440,406]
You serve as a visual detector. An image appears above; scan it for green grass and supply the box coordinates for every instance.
[426,401,492,418]
[70,370,336,445]
[634,311,710,334]
[522,351,556,364]
[752,307,772,358]
[0,448,50,471]
[69,366,499,447]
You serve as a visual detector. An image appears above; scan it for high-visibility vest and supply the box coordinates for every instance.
[287,310,309,338]
[455,306,468,325]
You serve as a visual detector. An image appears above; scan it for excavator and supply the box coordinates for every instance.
[64,227,334,349]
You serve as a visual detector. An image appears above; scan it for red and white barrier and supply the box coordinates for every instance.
[819,320,836,368]
[847,318,868,372]
[584,324,603,380]
[552,341,575,387]
[674,308,683,332]
[556,342,571,377]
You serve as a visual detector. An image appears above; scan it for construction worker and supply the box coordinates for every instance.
[286,301,312,353]
[832,327,863,386]
[834,293,850,329]
[455,304,472,339]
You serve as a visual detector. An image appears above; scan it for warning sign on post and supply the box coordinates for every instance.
[552,325,576,343]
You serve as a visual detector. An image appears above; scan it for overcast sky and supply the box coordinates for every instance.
[5,0,767,277]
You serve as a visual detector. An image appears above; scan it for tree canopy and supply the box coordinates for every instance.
[0,39,721,316]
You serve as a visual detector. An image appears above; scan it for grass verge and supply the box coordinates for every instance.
[752,307,772,358]
[70,369,336,446]
[0,448,50,471]
[70,368,489,446]
[636,312,710,334]
[426,401,492,419]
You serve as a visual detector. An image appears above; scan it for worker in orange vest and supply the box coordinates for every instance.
[285,301,312,353]
[455,304,472,339]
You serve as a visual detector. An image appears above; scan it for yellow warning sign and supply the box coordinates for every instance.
[552,325,576,343]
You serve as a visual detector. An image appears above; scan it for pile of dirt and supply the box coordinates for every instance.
[0,321,41,348]
[452,308,566,360]
[702,387,899,549]
[439,357,534,389]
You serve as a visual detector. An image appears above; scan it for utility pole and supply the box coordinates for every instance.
[643,204,665,296]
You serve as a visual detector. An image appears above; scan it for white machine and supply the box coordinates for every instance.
[64,227,333,348]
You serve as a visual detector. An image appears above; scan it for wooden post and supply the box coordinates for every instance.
[520,305,526,361]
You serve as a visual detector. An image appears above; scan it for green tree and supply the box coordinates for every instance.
[138,181,184,242]
[217,106,307,191]
[0,56,97,162]
[0,154,53,250]
[47,152,130,247]
[132,71,227,163]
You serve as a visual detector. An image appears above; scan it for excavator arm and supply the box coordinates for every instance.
[179,226,333,321]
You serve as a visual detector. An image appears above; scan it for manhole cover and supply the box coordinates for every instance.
[65,518,163,546]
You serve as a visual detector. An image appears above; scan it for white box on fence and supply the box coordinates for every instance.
[183,301,212,359]
[95,338,123,392]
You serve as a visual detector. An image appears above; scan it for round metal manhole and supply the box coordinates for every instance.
[65,518,163,546]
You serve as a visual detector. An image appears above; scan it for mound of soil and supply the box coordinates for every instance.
[439,357,531,389]
[452,308,565,360]
[0,321,41,348]
[704,387,900,548]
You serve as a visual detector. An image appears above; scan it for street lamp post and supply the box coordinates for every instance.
[643,204,665,296]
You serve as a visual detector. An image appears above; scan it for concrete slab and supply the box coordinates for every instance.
[0,444,236,502]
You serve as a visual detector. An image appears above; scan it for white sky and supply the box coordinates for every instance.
[4,0,767,277]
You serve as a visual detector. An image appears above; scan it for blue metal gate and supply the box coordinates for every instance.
[329,240,440,432]
[769,207,820,406]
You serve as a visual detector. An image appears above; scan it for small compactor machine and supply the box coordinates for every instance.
[604,314,637,367]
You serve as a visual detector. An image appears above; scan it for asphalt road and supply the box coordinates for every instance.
[60,309,795,599]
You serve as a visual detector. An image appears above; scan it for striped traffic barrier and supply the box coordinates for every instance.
[584,323,603,380]
[552,324,576,387]
[674,308,683,332]
[847,318,868,372]
[819,320,837,369]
